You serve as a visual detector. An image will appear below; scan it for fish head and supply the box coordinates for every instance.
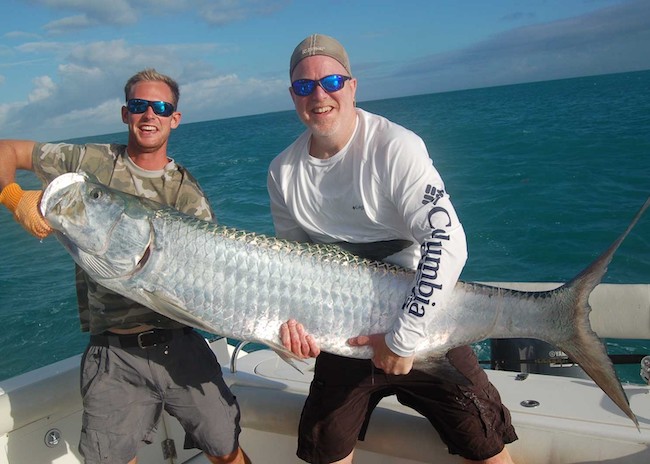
[41,172,153,280]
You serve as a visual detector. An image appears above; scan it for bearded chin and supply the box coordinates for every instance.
[310,119,340,138]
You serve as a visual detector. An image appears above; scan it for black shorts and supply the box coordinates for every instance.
[297,346,518,463]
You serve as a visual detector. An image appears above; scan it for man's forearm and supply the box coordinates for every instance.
[0,140,36,188]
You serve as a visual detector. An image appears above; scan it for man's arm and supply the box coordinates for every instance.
[350,132,468,375]
[0,140,36,188]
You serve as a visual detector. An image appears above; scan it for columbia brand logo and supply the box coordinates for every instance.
[422,185,444,205]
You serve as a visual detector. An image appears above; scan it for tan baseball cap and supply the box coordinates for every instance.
[290,34,352,77]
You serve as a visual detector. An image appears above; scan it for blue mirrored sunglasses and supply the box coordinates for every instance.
[291,74,351,97]
[126,99,175,117]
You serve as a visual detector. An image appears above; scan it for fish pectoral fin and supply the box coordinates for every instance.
[275,351,308,374]
[265,341,309,374]
[76,249,125,279]
[142,290,216,334]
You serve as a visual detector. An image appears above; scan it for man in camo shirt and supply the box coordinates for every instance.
[0,69,251,464]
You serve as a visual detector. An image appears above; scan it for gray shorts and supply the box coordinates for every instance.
[79,329,241,464]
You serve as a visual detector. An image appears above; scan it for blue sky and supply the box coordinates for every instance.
[1,0,649,141]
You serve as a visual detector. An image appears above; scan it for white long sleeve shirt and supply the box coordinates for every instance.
[267,108,468,356]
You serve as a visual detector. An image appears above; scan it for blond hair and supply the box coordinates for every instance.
[124,69,180,107]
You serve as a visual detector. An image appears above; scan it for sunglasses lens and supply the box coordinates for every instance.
[292,80,315,97]
[127,99,148,113]
[126,99,175,116]
[321,75,345,92]
[152,101,174,116]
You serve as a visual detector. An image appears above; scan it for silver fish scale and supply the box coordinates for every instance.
[142,210,414,358]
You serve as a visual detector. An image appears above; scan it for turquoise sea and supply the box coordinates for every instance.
[1,70,648,383]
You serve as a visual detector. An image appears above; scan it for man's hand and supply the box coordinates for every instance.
[280,319,321,358]
[0,183,53,240]
[348,333,415,375]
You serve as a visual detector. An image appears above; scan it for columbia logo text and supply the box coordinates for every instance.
[422,185,444,205]
[403,206,452,318]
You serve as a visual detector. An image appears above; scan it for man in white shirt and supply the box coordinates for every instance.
[268,34,517,464]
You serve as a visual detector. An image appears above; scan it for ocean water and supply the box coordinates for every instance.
[1,70,648,383]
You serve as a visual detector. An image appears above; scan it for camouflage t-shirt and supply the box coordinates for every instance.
[32,142,215,334]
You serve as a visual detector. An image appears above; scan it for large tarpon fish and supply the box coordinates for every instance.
[40,172,648,427]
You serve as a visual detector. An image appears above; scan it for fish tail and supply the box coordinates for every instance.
[554,197,649,428]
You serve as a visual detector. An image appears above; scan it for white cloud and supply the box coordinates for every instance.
[16,41,73,55]
[199,0,288,25]
[179,73,289,125]
[0,101,27,134]
[33,0,137,27]
[43,15,96,35]
[66,41,132,66]
[28,75,56,102]
[45,98,125,137]
[3,31,42,41]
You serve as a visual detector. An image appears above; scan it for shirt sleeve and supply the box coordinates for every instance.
[379,134,468,356]
[31,143,83,186]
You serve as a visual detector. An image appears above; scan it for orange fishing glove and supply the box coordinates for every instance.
[0,183,53,240]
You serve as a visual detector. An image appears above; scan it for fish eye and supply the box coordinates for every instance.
[89,188,103,200]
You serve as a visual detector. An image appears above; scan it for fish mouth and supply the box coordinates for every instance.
[40,172,88,218]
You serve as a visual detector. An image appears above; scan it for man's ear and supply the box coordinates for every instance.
[170,111,182,129]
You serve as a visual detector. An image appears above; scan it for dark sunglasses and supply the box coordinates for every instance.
[126,99,176,117]
[291,74,351,97]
